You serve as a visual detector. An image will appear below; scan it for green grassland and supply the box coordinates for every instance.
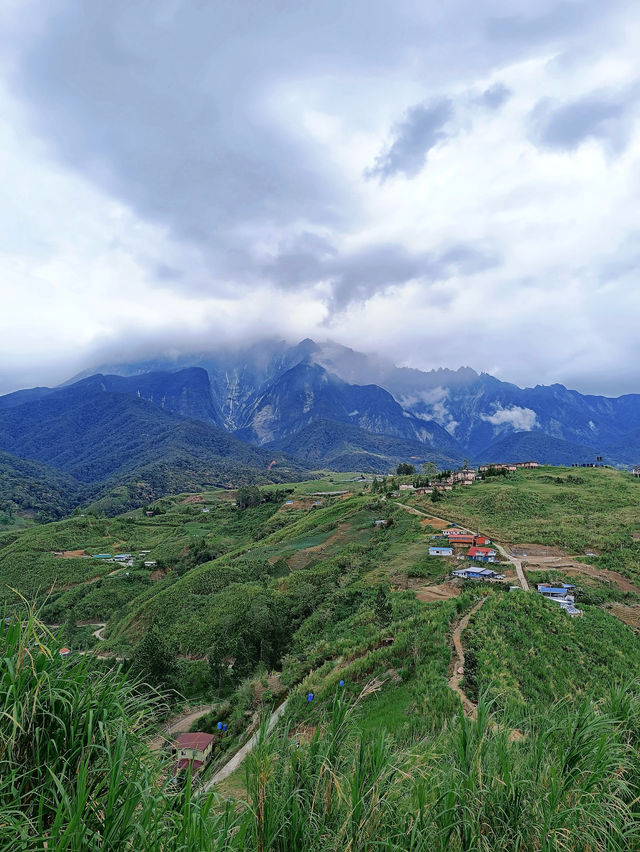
[437,466,640,550]
[463,591,640,711]
[3,467,640,778]
[6,467,640,848]
[404,465,640,580]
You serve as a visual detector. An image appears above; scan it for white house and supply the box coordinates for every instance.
[429,546,453,556]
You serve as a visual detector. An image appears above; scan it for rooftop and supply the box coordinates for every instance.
[174,732,215,751]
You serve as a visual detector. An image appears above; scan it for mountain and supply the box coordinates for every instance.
[0,372,308,515]
[70,338,640,466]
[233,361,461,453]
[0,450,80,521]
[473,432,600,467]
[265,419,461,473]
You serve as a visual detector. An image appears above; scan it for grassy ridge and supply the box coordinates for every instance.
[463,592,640,710]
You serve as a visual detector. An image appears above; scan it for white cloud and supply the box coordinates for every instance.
[1,1,640,395]
[480,405,538,431]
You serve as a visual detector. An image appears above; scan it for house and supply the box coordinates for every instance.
[446,534,475,544]
[429,546,453,556]
[537,584,581,616]
[172,732,215,774]
[515,461,539,469]
[59,647,72,657]
[452,469,476,485]
[373,519,389,527]
[632,466,640,477]
[478,463,517,473]
[474,535,491,546]
[536,583,575,600]
[451,567,505,581]
[467,546,497,563]
[202,508,210,513]
[144,561,157,567]
[92,554,111,559]
[113,553,132,562]
[399,484,415,491]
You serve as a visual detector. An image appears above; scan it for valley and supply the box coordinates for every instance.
[4,464,640,847]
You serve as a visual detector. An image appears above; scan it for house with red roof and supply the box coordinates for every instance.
[467,546,497,563]
[172,732,215,773]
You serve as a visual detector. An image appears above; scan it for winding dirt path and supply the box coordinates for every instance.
[448,599,486,718]
[202,699,289,791]
[92,623,107,640]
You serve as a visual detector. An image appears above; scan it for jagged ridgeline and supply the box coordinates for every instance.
[3,467,640,847]
[4,339,640,525]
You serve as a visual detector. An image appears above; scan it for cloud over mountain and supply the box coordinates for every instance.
[0,0,639,396]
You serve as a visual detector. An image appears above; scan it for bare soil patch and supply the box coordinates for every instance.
[150,568,167,581]
[182,495,204,504]
[411,581,461,603]
[419,516,449,529]
[287,523,351,571]
[52,549,88,559]
[509,544,565,557]
[605,603,640,631]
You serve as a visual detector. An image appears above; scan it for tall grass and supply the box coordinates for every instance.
[238,687,640,850]
[3,608,640,849]
[0,606,235,850]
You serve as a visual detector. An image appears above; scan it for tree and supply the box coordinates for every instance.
[396,463,415,475]
[130,623,178,688]
[421,462,438,478]
[431,488,442,503]
[374,585,392,627]
[236,485,262,509]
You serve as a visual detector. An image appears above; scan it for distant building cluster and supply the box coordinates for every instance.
[478,461,539,473]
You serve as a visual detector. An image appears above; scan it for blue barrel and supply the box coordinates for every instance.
[307,692,314,702]
[217,722,222,731]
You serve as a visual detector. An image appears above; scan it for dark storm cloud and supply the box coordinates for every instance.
[367,79,512,183]
[530,88,639,152]
[265,235,500,309]
[366,99,454,181]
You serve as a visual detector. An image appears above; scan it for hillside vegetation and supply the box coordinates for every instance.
[5,611,640,849]
[4,466,640,848]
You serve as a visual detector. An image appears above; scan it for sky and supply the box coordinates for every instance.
[0,0,639,396]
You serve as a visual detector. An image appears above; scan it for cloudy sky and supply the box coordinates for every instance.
[1,0,639,396]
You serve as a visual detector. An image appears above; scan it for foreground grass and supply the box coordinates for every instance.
[4,609,640,850]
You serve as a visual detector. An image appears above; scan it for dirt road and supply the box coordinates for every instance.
[448,599,486,718]
[394,501,529,590]
[202,699,289,791]
[492,543,529,591]
[92,623,106,640]
[149,705,218,753]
